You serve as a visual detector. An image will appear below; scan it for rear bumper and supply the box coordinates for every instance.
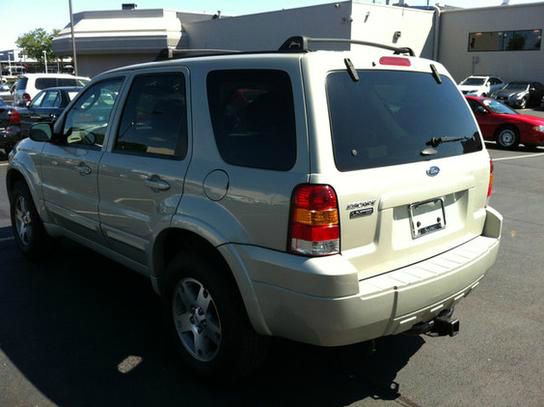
[0,125,22,148]
[243,207,502,346]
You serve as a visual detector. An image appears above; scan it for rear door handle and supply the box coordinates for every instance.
[75,162,92,176]
[144,175,170,191]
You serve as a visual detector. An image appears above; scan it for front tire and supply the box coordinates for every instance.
[9,180,52,258]
[164,252,268,381]
[496,126,519,149]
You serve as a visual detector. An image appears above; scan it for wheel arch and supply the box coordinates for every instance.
[151,226,271,336]
[6,167,44,216]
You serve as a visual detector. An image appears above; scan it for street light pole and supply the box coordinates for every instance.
[43,50,48,74]
[68,0,79,76]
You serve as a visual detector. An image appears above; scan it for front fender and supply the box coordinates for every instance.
[6,139,48,221]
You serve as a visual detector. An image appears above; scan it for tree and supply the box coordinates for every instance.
[16,28,60,63]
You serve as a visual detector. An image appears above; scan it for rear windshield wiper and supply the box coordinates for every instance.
[420,136,469,156]
[427,136,468,147]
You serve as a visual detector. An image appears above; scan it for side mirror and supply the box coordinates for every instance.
[530,87,536,92]
[476,106,488,114]
[29,123,53,142]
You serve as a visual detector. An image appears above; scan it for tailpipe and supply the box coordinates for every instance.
[405,309,459,337]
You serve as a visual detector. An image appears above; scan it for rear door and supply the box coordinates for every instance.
[312,62,489,280]
[98,68,190,265]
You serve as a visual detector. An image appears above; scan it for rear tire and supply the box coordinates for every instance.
[496,126,519,149]
[164,252,269,382]
[9,180,53,258]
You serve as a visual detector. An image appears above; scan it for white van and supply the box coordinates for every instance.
[13,73,90,106]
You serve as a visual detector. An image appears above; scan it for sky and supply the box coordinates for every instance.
[0,0,542,51]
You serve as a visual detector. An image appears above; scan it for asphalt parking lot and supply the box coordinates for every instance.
[0,112,543,406]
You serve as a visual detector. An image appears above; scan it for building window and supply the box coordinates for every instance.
[468,29,542,52]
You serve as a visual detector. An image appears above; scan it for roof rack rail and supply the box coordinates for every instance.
[154,48,241,61]
[278,36,415,57]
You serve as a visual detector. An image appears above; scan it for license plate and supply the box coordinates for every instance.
[409,198,446,239]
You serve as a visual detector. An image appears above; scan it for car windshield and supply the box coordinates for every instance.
[461,78,486,86]
[482,99,517,114]
[505,82,529,90]
[327,70,482,172]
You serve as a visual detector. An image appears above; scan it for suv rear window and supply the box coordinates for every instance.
[15,77,28,90]
[207,70,296,171]
[327,70,482,172]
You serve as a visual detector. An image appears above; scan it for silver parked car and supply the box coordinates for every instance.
[6,36,502,380]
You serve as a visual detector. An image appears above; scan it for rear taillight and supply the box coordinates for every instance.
[23,93,31,104]
[487,159,494,200]
[8,109,21,125]
[288,184,340,256]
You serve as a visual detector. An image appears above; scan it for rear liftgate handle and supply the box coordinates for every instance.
[144,175,171,192]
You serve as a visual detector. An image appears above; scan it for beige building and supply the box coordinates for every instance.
[52,1,544,84]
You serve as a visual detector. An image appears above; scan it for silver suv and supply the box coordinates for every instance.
[6,37,502,380]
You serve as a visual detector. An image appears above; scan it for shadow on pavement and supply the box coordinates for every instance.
[0,232,424,406]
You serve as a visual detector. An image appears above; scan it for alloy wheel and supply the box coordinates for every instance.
[498,129,516,147]
[14,195,32,247]
[172,277,222,362]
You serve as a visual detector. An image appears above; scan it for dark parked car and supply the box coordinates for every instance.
[0,98,22,155]
[466,96,544,149]
[491,81,544,109]
[0,87,82,154]
[18,86,82,136]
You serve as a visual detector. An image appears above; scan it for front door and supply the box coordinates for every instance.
[98,68,190,265]
[40,77,125,243]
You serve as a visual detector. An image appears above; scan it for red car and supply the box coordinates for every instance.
[466,96,544,149]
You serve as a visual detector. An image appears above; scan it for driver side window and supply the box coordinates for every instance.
[62,78,123,148]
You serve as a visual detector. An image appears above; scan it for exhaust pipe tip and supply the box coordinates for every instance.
[404,309,460,337]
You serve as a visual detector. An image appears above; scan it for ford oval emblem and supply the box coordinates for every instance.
[426,166,440,177]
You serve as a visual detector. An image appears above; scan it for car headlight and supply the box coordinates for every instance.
[533,125,544,133]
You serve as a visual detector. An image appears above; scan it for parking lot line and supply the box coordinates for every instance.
[0,236,14,242]
[493,153,544,162]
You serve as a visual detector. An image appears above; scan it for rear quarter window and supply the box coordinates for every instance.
[35,78,58,90]
[327,70,482,172]
[207,69,297,171]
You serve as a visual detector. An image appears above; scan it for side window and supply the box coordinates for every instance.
[207,70,296,171]
[114,73,188,159]
[62,78,123,148]
[468,99,485,114]
[30,91,46,108]
[40,91,61,108]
